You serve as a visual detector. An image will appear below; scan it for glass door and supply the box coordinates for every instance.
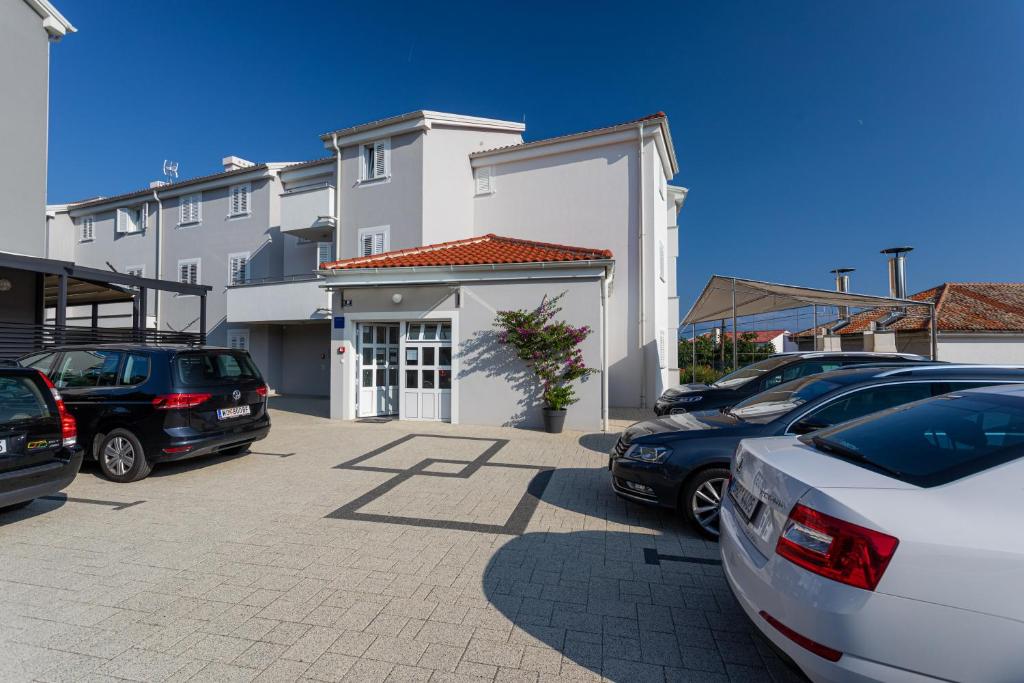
[357,323,399,417]
[403,322,452,421]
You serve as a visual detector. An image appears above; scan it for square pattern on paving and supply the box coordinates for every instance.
[0,406,805,683]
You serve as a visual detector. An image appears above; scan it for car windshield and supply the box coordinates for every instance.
[803,391,1024,487]
[712,356,793,389]
[174,351,261,386]
[730,375,845,420]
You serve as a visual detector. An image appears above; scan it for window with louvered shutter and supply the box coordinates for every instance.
[117,207,141,234]
[229,183,250,216]
[80,216,94,241]
[228,253,249,285]
[474,166,494,195]
[358,227,389,256]
[657,330,667,369]
[179,193,201,225]
[361,139,389,180]
[228,330,249,350]
[316,242,333,267]
[177,259,200,286]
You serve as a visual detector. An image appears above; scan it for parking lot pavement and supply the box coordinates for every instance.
[0,403,805,683]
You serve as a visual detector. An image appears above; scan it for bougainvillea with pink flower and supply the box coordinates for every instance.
[494,293,596,410]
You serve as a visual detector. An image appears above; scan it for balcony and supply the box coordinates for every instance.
[226,276,331,324]
[280,184,335,242]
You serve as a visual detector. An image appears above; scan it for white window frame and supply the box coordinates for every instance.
[316,242,334,268]
[228,183,251,218]
[177,258,201,294]
[357,226,390,257]
[474,166,495,196]
[116,205,145,235]
[228,329,250,350]
[360,138,391,183]
[79,216,95,242]
[227,251,251,286]
[178,192,202,227]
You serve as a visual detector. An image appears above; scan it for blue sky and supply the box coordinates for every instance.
[48,1,1024,309]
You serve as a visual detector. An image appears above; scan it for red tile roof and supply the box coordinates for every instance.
[792,283,1024,337]
[722,330,787,344]
[322,234,612,270]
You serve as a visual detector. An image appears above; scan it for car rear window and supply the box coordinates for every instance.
[174,351,261,386]
[0,375,52,426]
[804,391,1024,487]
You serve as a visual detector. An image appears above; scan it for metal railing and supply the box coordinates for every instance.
[0,321,203,362]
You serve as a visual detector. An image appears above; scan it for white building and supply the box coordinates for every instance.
[47,110,687,430]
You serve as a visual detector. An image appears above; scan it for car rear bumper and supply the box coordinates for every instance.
[720,499,1017,683]
[609,457,680,508]
[152,419,270,462]
[0,447,83,508]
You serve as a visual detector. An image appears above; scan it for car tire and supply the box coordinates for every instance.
[682,467,730,540]
[97,429,152,483]
[0,500,33,513]
[220,442,252,456]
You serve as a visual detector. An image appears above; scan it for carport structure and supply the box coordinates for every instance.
[0,251,211,360]
[682,275,937,370]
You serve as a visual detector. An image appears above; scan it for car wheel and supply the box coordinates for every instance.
[0,500,33,513]
[97,429,152,483]
[682,467,730,539]
[220,442,252,456]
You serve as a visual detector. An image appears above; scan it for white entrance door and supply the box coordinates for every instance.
[357,323,399,417]
[403,322,452,422]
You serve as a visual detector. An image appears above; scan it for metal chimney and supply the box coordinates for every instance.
[881,247,913,299]
[831,267,855,319]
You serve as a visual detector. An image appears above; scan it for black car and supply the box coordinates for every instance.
[0,368,84,511]
[18,345,270,483]
[612,364,1024,538]
[654,352,932,416]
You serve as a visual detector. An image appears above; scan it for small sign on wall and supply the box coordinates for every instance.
[333,316,345,329]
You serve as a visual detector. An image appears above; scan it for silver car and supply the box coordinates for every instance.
[720,384,1024,682]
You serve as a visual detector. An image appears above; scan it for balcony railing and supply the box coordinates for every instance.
[0,321,203,362]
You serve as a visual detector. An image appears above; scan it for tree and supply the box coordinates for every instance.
[677,331,775,383]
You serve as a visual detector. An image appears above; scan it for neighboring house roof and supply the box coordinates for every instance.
[792,283,1024,337]
[470,111,679,175]
[717,329,788,344]
[321,234,613,270]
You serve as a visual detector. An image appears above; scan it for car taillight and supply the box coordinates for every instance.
[255,385,268,397]
[37,371,76,447]
[152,393,212,410]
[775,503,899,591]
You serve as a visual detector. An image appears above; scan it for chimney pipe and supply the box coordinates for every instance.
[831,267,855,318]
[881,247,913,300]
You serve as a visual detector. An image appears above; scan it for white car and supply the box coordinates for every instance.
[720,384,1024,683]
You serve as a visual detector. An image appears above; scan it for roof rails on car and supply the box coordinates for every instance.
[876,364,1024,377]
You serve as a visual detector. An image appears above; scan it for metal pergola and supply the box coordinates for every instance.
[682,275,938,368]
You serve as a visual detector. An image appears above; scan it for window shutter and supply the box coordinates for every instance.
[657,330,667,369]
[474,167,493,195]
[658,241,666,281]
[317,242,333,266]
[361,234,374,257]
[373,232,385,254]
[373,141,386,178]
[179,263,188,284]
[229,254,248,285]
[240,185,248,214]
[116,209,126,234]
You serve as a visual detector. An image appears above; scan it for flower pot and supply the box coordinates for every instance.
[543,408,567,434]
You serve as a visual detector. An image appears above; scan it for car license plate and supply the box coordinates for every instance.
[217,405,251,420]
[0,438,6,455]
[729,478,760,522]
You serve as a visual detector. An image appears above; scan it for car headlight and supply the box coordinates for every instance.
[673,396,703,404]
[624,444,672,463]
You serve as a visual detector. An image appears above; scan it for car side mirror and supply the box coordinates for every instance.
[790,417,829,435]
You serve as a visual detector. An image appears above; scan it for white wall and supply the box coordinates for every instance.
[937,336,1024,363]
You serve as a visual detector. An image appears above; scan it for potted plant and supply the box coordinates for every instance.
[495,293,596,433]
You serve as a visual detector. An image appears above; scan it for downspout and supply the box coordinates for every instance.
[332,133,343,260]
[636,123,647,408]
[152,188,163,330]
[601,266,611,432]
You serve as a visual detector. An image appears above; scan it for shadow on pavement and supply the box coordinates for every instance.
[483,529,808,683]
[0,494,67,524]
[268,394,330,418]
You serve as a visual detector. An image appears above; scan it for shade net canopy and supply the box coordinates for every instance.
[682,275,926,326]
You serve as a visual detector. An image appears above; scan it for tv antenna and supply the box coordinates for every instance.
[162,160,179,184]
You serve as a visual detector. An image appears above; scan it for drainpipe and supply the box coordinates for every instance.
[331,134,343,260]
[601,272,608,432]
[152,188,163,330]
[636,123,647,408]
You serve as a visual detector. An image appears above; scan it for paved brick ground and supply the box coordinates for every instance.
[0,400,804,683]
